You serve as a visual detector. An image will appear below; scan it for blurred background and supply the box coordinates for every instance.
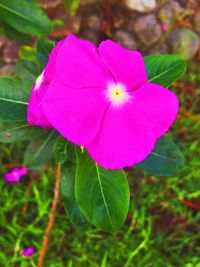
[0,0,200,266]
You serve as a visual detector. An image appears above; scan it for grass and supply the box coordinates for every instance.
[0,63,200,267]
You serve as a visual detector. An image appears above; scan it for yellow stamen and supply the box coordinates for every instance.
[107,83,130,107]
[80,146,85,153]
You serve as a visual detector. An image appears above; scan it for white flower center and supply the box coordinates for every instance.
[107,83,130,107]
[34,71,44,90]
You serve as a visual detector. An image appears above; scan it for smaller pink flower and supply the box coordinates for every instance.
[21,247,35,257]
[162,23,168,31]
[4,167,28,183]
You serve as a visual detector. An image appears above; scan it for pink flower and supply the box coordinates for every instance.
[4,167,28,183]
[162,23,168,31]
[28,34,178,169]
[21,247,35,257]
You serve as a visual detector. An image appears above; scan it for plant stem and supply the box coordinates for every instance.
[22,179,38,217]
[37,164,61,267]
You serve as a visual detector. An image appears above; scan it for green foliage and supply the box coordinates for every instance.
[0,0,52,36]
[16,60,40,83]
[64,0,80,15]
[144,54,187,87]
[61,164,88,226]
[0,76,30,123]
[19,45,37,62]
[54,136,68,165]
[75,148,130,233]
[36,38,55,71]
[0,67,39,144]
[0,115,200,266]
[136,136,185,176]
[54,136,76,165]
[55,137,87,226]
[0,37,56,168]
[0,122,41,143]
[0,20,31,43]
[24,130,58,169]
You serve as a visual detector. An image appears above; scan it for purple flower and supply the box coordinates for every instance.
[21,247,35,257]
[4,167,28,183]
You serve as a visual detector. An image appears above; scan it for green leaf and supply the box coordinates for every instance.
[51,18,64,28]
[16,60,40,83]
[64,0,80,15]
[0,122,42,143]
[61,164,88,226]
[0,76,41,143]
[75,148,130,233]
[144,54,187,87]
[0,76,30,122]
[0,19,31,43]
[55,139,87,226]
[0,122,29,143]
[24,130,58,168]
[19,46,37,62]
[54,136,68,165]
[54,136,77,165]
[36,38,55,71]
[136,136,185,176]
[0,0,52,35]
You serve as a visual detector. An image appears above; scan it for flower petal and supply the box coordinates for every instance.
[43,41,63,83]
[27,83,52,128]
[132,83,179,138]
[4,167,27,183]
[27,42,64,128]
[56,34,114,88]
[86,101,156,169]
[22,247,35,257]
[98,40,147,91]
[41,77,109,145]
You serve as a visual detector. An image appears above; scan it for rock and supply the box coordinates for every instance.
[194,13,200,33]
[80,0,99,5]
[3,41,20,63]
[124,0,156,13]
[113,13,126,28]
[112,5,128,29]
[158,1,182,23]
[39,0,62,9]
[187,0,199,9]
[158,4,174,24]
[51,13,81,38]
[168,28,200,59]
[68,15,81,34]
[148,43,169,55]
[156,0,172,8]
[133,14,162,46]
[0,38,6,52]
[84,14,101,31]
[0,64,15,76]
[79,29,99,44]
[113,30,138,50]
[172,1,183,13]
